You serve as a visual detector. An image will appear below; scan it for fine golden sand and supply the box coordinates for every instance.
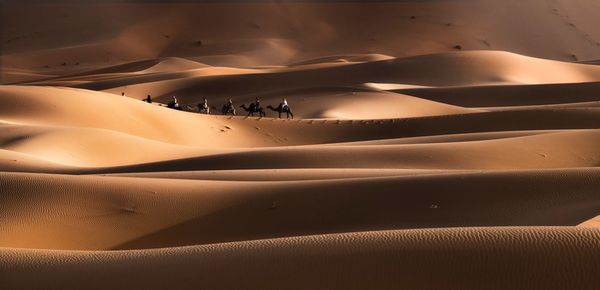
[2,1,600,289]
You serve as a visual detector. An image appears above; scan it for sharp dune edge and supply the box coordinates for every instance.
[3,1,600,289]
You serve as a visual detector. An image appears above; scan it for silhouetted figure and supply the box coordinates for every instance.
[144,95,152,103]
[222,98,236,115]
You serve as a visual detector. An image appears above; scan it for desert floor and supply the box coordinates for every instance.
[2,1,600,289]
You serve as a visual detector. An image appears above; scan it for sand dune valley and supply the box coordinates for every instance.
[3,0,600,289]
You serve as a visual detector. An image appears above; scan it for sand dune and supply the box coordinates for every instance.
[3,167,600,251]
[289,53,395,66]
[0,85,270,147]
[0,149,77,173]
[72,130,600,173]
[5,0,600,79]
[0,122,218,167]
[397,81,600,107]
[5,83,600,172]
[579,215,600,227]
[4,0,600,287]
[109,168,460,182]
[3,227,600,290]
[56,51,600,94]
[328,130,570,145]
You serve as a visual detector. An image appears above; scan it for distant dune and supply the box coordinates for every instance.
[4,0,600,83]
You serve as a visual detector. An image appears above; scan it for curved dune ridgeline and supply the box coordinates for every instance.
[3,0,600,289]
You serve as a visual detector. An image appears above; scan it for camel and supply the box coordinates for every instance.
[240,103,266,117]
[221,104,236,116]
[198,103,210,114]
[167,101,182,111]
[184,104,210,114]
[267,104,294,119]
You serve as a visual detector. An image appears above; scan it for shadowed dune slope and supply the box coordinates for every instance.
[3,227,600,290]
[64,51,600,95]
[109,168,465,182]
[2,169,600,250]
[5,0,600,81]
[63,130,600,173]
[397,81,600,107]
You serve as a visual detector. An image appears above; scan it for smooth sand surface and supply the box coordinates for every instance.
[3,1,600,289]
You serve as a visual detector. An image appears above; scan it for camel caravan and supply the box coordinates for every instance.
[139,93,294,119]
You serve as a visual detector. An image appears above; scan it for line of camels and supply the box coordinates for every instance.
[169,99,294,119]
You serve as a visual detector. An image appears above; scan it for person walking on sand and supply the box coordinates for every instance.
[144,95,152,103]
